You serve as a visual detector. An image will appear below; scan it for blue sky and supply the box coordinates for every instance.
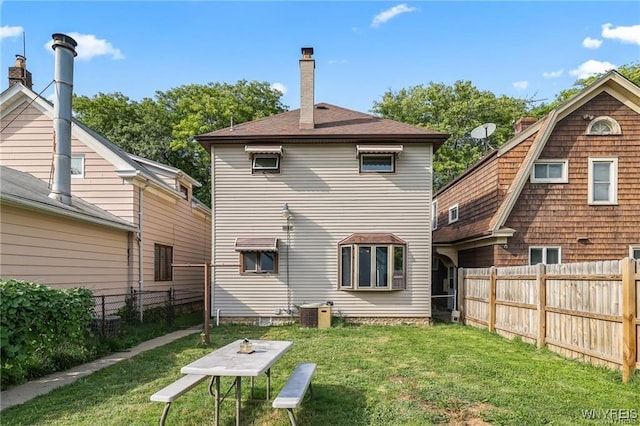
[1,1,639,113]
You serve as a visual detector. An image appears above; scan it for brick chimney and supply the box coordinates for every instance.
[299,47,315,130]
[8,55,33,89]
[514,117,537,133]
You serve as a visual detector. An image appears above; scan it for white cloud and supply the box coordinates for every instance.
[271,82,287,95]
[44,32,124,61]
[512,81,529,90]
[570,59,617,79]
[371,4,417,28]
[1,25,23,40]
[543,69,563,79]
[582,37,602,49]
[601,23,640,45]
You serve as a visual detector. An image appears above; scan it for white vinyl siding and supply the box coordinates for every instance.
[211,143,433,319]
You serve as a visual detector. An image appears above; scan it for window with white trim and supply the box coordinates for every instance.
[245,145,283,174]
[448,204,459,224]
[531,160,568,183]
[360,154,394,173]
[588,157,618,205]
[252,155,280,173]
[71,154,85,178]
[529,246,561,265]
[586,116,621,135]
[630,246,640,260]
[339,234,406,291]
[432,200,438,230]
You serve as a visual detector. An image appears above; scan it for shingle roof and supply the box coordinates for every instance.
[0,166,136,231]
[196,103,449,149]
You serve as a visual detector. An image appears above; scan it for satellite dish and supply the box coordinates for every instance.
[470,123,496,139]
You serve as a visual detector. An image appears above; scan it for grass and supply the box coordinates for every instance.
[2,323,638,426]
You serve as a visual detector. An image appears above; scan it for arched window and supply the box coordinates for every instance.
[586,116,621,135]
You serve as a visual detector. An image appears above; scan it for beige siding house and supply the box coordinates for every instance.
[1,166,135,294]
[0,81,211,298]
[196,48,449,323]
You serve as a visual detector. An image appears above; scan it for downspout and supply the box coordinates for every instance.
[137,184,146,322]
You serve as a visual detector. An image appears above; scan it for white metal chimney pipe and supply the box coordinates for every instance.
[49,33,77,205]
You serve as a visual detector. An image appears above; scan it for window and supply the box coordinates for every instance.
[235,237,279,274]
[71,154,84,178]
[432,200,438,230]
[630,246,640,260]
[241,251,278,274]
[252,155,280,173]
[360,154,394,173]
[529,247,561,265]
[338,233,406,291]
[154,244,173,281]
[178,183,189,200]
[588,157,618,205]
[245,145,283,174]
[531,160,568,183]
[448,204,459,224]
[586,116,621,135]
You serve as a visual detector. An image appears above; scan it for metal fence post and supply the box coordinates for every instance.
[101,295,106,337]
[167,288,174,327]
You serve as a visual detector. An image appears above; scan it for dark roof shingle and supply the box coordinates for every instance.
[196,103,449,150]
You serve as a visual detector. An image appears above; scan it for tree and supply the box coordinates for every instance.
[372,80,530,190]
[72,80,288,205]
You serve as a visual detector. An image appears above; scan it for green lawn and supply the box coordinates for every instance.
[2,323,638,425]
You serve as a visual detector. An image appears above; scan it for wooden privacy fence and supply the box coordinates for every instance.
[458,258,639,382]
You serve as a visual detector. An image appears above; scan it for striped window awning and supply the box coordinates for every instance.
[234,237,279,252]
[356,144,403,156]
[244,145,283,156]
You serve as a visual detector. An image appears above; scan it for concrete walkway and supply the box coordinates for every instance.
[0,326,202,411]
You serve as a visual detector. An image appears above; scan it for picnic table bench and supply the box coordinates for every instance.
[272,363,317,426]
[150,374,208,425]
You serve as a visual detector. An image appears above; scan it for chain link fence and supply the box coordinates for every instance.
[90,288,203,338]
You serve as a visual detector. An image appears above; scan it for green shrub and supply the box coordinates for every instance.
[0,279,94,388]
